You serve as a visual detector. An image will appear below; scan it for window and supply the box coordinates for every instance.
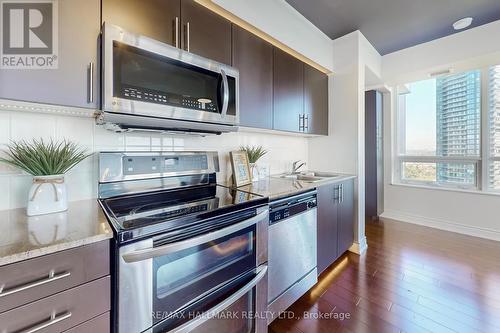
[396,70,481,189]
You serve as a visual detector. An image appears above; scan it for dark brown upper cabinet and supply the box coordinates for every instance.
[102,0,231,65]
[181,0,232,65]
[232,25,273,129]
[0,0,99,108]
[102,0,180,47]
[273,48,304,132]
[304,64,329,135]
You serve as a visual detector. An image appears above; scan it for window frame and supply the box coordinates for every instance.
[393,66,496,192]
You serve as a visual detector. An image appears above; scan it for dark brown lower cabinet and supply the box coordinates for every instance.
[0,241,111,332]
[0,276,110,332]
[337,179,354,255]
[64,312,110,332]
[317,179,355,275]
[317,183,339,274]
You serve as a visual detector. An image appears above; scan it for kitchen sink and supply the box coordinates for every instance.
[274,171,341,183]
[300,171,340,178]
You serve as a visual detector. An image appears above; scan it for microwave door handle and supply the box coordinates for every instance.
[121,210,268,263]
[220,69,229,118]
[170,265,268,333]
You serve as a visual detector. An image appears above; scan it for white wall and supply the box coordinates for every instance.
[308,31,382,254]
[383,20,500,84]
[212,0,334,71]
[0,105,308,211]
[380,20,500,241]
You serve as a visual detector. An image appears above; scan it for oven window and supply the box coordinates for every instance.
[152,269,257,333]
[113,41,234,115]
[152,225,256,319]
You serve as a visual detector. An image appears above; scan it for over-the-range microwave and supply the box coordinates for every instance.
[98,23,239,135]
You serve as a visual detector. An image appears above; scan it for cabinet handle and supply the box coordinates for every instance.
[340,184,344,203]
[333,186,339,202]
[0,270,71,298]
[19,311,72,333]
[174,17,179,48]
[304,114,309,131]
[299,114,304,131]
[87,62,94,103]
[185,22,190,52]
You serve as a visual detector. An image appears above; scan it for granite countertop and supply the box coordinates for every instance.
[229,173,357,201]
[0,199,113,266]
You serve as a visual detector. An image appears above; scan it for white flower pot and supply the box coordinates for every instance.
[27,175,68,216]
[250,163,260,181]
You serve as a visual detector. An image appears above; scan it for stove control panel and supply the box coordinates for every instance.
[98,151,219,184]
[123,154,209,176]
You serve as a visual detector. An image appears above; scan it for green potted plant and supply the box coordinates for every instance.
[240,145,267,181]
[0,139,90,216]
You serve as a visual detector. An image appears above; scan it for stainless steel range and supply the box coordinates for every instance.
[98,151,269,333]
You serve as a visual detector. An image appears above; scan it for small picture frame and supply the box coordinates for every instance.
[229,150,252,187]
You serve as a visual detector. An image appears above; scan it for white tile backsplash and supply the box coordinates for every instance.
[10,112,57,141]
[0,177,10,211]
[0,113,10,144]
[0,109,308,210]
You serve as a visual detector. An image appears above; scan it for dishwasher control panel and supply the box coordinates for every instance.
[269,192,317,225]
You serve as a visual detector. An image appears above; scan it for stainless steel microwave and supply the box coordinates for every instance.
[98,23,239,135]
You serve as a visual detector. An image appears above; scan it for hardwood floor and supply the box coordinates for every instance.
[269,218,500,333]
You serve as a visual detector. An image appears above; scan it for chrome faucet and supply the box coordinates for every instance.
[292,160,306,174]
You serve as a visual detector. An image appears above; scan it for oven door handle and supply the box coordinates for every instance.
[121,210,268,263]
[220,68,229,118]
[170,264,268,333]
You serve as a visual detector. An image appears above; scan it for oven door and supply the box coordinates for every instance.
[117,208,268,333]
[102,23,238,126]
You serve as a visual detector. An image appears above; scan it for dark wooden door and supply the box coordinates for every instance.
[316,183,339,275]
[338,179,354,255]
[304,64,329,135]
[0,0,100,108]
[102,0,180,47]
[273,48,304,132]
[365,90,383,219]
[180,0,232,64]
[232,25,273,129]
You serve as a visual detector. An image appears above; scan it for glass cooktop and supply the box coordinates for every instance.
[100,184,267,243]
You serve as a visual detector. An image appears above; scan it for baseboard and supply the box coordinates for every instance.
[348,236,368,255]
[381,209,500,242]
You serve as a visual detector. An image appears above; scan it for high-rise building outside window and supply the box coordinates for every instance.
[396,70,481,189]
[436,70,480,185]
[489,65,500,190]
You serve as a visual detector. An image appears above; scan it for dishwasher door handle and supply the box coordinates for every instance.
[122,210,268,263]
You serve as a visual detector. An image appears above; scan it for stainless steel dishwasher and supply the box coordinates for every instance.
[267,190,318,324]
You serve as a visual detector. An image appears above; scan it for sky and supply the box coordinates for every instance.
[404,78,436,154]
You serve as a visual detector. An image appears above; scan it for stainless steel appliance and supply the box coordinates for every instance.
[98,23,239,135]
[267,191,317,324]
[98,151,268,333]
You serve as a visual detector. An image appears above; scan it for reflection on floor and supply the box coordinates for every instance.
[269,218,500,333]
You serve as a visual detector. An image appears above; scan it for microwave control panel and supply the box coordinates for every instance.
[119,85,217,112]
